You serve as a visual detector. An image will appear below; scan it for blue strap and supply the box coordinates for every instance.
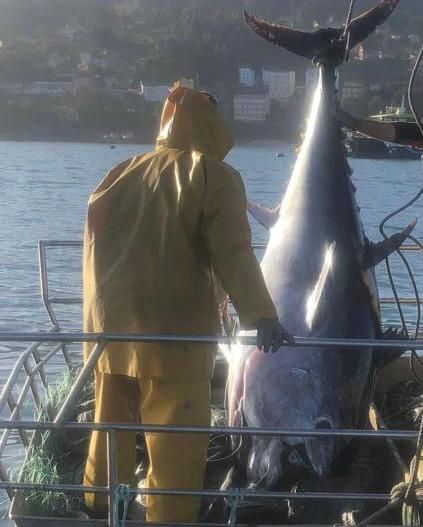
[113,484,131,527]
[227,488,245,526]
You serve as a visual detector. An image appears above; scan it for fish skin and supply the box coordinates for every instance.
[228,66,377,488]
[227,0,404,490]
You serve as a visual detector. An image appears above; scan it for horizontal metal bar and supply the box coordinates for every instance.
[0,420,418,440]
[39,240,422,252]
[0,481,392,502]
[48,297,82,305]
[0,481,106,494]
[39,240,83,248]
[47,297,423,307]
[251,244,421,251]
[0,332,421,350]
[381,298,423,305]
[7,520,409,527]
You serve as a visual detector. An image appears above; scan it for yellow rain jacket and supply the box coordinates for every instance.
[83,87,277,380]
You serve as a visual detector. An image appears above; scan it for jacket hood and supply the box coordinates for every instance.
[156,87,233,161]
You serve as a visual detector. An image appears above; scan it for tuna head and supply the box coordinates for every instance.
[241,346,342,488]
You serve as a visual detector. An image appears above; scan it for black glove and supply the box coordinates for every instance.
[256,318,294,353]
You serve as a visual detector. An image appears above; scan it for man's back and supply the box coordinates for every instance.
[83,87,278,381]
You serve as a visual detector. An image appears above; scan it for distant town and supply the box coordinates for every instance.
[0,0,421,142]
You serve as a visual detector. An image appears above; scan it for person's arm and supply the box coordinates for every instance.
[338,108,423,148]
[391,121,423,148]
[202,159,292,348]
[338,108,396,142]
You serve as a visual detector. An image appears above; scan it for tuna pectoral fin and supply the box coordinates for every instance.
[364,219,417,269]
[306,242,336,331]
[245,1,399,60]
[247,201,280,230]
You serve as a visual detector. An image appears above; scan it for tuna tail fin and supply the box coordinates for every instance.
[244,0,400,61]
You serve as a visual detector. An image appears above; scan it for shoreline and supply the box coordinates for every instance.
[0,137,294,148]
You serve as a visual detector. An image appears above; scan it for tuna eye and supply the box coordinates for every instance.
[315,416,333,429]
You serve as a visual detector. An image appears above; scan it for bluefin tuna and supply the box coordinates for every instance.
[227,0,415,489]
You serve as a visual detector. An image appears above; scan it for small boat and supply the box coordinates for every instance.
[275,152,285,158]
[345,97,422,160]
[345,133,421,160]
[389,144,422,160]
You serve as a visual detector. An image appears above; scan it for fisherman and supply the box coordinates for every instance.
[338,107,423,149]
[82,86,292,524]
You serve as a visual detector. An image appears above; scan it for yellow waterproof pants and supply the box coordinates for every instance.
[84,373,211,523]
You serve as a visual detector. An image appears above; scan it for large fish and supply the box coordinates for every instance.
[227,0,414,489]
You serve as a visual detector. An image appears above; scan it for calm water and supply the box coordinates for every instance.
[0,141,422,508]
[0,140,422,340]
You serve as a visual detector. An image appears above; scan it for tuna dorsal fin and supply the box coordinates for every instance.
[244,0,400,61]
[247,201,280,230]
[364,219,417,269]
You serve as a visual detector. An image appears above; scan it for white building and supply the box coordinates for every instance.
[48,52,68,69]
[172,78,195,90]
[342,81,367,100]
[141,83,169,103]
[262,70,295,103]
[239,66,255,87]
[78,52,92,71]
[57,23,86,41]
[1,81,76,96]
[233,92,270,122]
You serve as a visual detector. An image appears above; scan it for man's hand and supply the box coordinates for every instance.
[256,318,294,353]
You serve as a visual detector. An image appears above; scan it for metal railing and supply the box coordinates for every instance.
[0,239,420,525]
[1,331,423,526]
[38,240,423,329]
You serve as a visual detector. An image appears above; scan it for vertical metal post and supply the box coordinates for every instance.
[54,341,106,425]
[7,393,29,447]
[32,348,48,389]
[60,342,74,370]
[107,429,118,527]
[0,460,12,500]
[38,241,59,329]
[23,358,41,410]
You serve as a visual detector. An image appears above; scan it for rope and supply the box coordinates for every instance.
[113,484,131,527]
[342,0,357,62]
[391,480,419,507]
[378,42,423,385]
[360,394,423,527]
[344,0,356,30]
[406,412,423,506]
[378,192,423,382]
[408,43,423,139]
[355,480,420,527]
[227,488,245,526]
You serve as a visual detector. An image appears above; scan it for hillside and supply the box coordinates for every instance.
[0,0,420,142]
